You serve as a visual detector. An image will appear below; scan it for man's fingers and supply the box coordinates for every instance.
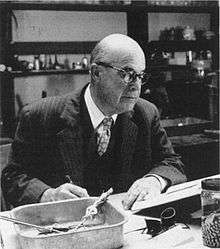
[40,184,89,203]
[58,191,78,200]
[65,183,89,197]
[136,190,148,202]
[122,187,140,210]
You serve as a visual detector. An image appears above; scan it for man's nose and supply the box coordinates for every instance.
[127,81,141,91]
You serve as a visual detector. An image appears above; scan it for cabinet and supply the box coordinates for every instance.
[146,40,218,72]
[141,39,218,120]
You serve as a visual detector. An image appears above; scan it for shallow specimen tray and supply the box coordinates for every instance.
[11,197,127,249]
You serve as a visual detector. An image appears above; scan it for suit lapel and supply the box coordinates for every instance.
[56,91,85,186]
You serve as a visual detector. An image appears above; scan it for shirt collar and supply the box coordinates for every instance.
[84,84,117,130]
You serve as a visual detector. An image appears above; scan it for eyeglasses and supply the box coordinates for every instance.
[94,61,148,85]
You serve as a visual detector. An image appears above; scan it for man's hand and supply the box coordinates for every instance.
[122,176,162,210]
[40,183,89,203]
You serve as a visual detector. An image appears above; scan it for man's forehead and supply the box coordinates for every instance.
[120,56,146,72]
[107,50,145,69]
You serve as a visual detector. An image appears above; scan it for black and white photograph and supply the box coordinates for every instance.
[0,0,219,248]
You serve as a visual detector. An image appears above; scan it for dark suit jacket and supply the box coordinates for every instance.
[1,85,186,207]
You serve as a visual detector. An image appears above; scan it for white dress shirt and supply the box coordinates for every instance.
[84,84,117,130]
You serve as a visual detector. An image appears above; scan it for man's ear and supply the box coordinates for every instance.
[90,64,99,79]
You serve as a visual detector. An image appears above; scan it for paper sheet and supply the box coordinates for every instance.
[131,174,220,212]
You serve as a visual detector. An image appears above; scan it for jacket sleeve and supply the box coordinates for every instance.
[1,106,50,207]
[148,106,187,186]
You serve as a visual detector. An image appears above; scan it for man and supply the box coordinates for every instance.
[1,34,186,210]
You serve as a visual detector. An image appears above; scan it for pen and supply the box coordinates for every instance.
[166,183,199,195]
[65,174,73,184]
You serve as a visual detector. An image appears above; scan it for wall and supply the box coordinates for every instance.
[12,10,127,41]
[12,10,127,114]
[148,12,210,41]
[14,74,90,114]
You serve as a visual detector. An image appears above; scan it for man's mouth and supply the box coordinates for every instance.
[121,96,137,99]
[120,96,138,103]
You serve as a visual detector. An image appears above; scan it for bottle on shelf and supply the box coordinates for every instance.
[64,55,70,70]
[27,56,34,71]
[53,54,62,70]
[81,54,89,69]
[186,50,193,67]
[206,50,212,61]
[40,54,46,70]
[13,54,22,71]
[47,54,54,70]
[169,27,175,41]
[33,55,40,71]
[185,50,193,81]
[206,50,212,71]
[192,51,205,78]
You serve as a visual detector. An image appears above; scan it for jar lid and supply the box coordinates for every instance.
[201,178,220,191]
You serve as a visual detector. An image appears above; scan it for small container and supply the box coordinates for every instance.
[201,178,220,248]
[183,26,196,40]
[33,55,40,71]
[81,55,88,69]
[75,62,82,70]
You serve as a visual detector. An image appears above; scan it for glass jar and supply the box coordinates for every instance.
[201,178,220,247]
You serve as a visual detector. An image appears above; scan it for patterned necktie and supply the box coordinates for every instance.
[96,117,113,156]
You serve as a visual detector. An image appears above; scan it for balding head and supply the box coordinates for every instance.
[89,34,146,116]
[90,34,145,71]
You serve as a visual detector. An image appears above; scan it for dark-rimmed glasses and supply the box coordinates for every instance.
[94,61,148,85]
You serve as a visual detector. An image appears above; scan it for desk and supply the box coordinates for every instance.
[2,175,220,249]
[0,195,208,249]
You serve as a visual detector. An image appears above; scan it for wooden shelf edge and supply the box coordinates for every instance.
[9,69,89,77]
[147,40,215,52]
[10,41,97,55]
[3,1,217,13]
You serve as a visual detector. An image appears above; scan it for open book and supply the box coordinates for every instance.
[131,174,220,212]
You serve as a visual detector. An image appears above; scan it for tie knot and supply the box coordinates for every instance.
[102,117,113,130]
